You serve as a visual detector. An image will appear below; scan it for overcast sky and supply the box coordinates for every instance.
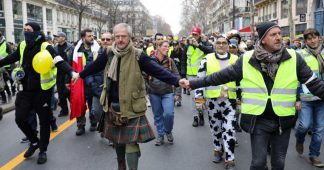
[140,0,183,35]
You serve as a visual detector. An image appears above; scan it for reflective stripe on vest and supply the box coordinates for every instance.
[168,46,174,57]
[205,53,238,99]
[20,41,57,90]
[186,45,204,76]
[297,49,324,99]
[0,42,9,68]
[240,49,298,116]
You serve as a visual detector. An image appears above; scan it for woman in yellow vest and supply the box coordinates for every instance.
[195,35,237,169]
[180,22,324,170]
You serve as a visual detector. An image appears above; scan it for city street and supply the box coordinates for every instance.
[0,94,323,170]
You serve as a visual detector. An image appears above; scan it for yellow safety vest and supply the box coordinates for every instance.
[0,42,10,68]
[240,49,298,116]
[186,45,204,76]
[168,46,174,57]
[19,41,57,90]
[146,46,154,56]
[205,53,238,99]
[297,49,324,99]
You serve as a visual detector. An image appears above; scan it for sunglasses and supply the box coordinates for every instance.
[101,38,112,41]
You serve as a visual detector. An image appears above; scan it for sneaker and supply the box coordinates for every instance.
[166,133,174,143]
[192,116,198,127]
[225,161,235,170]
[89,124,97,132]
[107,140,114,146]
[296,143,303,155]
[76,127,85,136]
[37,152,47,164]
[21,137,30,143]
[155,136,164,146]
[212,150,223,163]
[176,101,181,107]
[199,113,204,126]
[24,142,39,158]
[186,90,190,95]
[310,157,324,168]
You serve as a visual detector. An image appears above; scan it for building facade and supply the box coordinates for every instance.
[255,0,324,38]
[207,0,256,39]
[1,0,153,44]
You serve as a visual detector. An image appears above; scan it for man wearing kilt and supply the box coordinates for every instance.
[72,23,180,170]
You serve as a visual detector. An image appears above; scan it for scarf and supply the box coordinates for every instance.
[254,40,285,80]
[306,43,324,78]
[108,41,134,81]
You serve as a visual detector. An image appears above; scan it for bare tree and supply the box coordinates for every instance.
[62,0,95,36]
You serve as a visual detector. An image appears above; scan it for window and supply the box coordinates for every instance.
[13,0,22,20]
[0,0,3,11]
[281,0,288,19]
[46,9,53,25]
[295,23,307,35]
[296,0,307,15]
[281,26,290,37]
[27,3,43,23]
[273,2,277,18]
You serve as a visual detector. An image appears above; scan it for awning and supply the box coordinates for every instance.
[239,26,251,33]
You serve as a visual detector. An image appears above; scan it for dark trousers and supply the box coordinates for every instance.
[76,85,94,128]
[15,90,52,152]
[57,74,69,114]
[250,118,291,170]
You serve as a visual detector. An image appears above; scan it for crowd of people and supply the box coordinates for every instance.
[0,20,324,170]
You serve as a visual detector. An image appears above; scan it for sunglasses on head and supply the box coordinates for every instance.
[101,38,111,41]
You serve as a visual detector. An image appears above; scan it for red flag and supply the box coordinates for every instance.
[70,52,87,120]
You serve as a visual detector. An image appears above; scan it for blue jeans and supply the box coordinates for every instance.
[295,100,324,157]
[149,93,174,137]
[250,118,291,170]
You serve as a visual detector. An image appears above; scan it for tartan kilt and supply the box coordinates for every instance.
[104,114,155,144]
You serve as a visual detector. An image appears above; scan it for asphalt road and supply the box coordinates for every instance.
[0,94,323,170]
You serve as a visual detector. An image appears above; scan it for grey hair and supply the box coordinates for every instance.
[113,23,132,37]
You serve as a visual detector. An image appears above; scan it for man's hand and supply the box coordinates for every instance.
[71,72,80,84]
[192,39,199,47]
[295,101,301,111]
[65,83,71,90]
[179,78,190,89]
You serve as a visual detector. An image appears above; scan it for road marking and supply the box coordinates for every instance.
[0,118,76,170]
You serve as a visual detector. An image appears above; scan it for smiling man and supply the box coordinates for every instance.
[179,21,324,170]
[295,28,324,168]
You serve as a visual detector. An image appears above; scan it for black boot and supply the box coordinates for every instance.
[76,127,85,136]
[37,152,47,164]
[117,159,126,170]
[24,142,39,158]
[192,116,198,127]
[199,113,204,126]
[89,123,97,132]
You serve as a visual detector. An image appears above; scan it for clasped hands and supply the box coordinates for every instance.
[179,78,191,90]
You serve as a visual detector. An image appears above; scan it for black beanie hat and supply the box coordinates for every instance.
[256,21,279,41]
[25,22,41,32]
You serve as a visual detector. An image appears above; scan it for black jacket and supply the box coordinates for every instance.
[190,49,324,133]
[0,39,73,91]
